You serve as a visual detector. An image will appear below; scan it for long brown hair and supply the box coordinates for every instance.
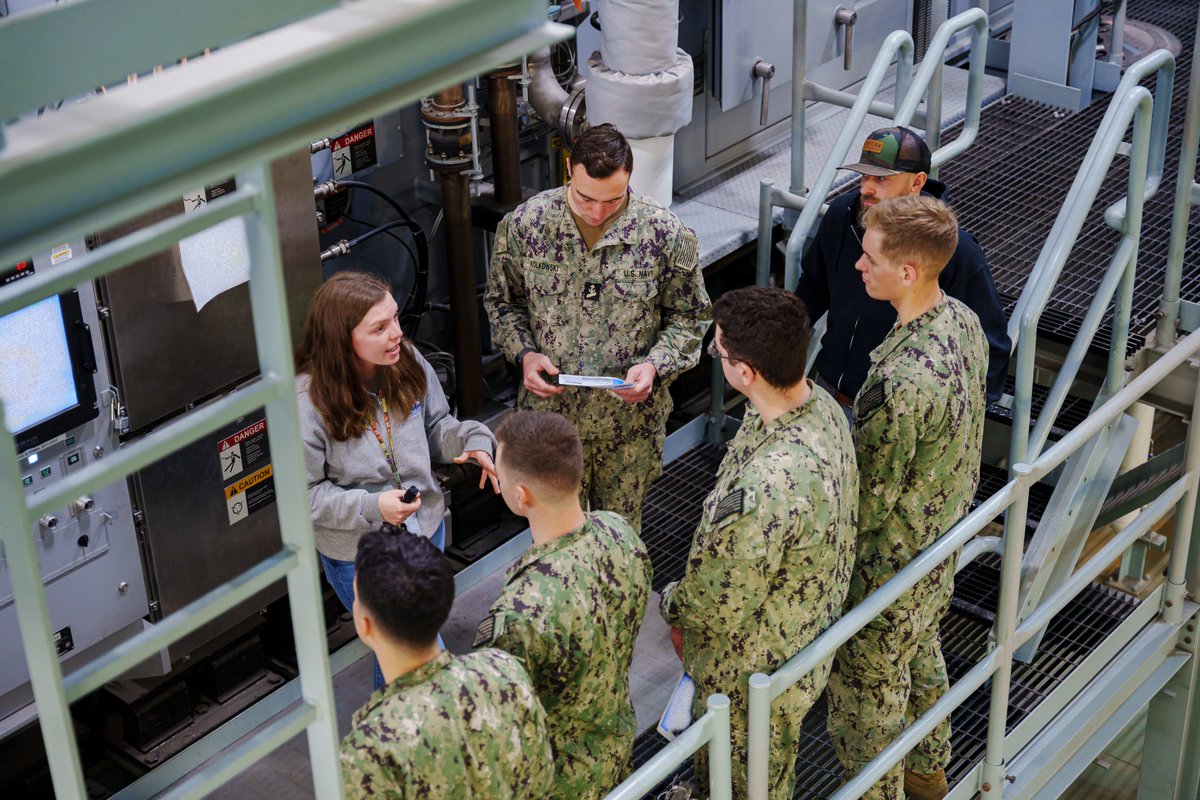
[296,271,427,441]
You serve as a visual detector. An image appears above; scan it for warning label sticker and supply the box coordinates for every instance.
[332,122,377,177]
[218,418,275,525]
[183,177,239,213]
[219,419,268,479]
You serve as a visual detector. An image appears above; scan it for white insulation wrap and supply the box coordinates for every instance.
[598,0,680,75]
[586,49,694,139]
[627,135,675,205]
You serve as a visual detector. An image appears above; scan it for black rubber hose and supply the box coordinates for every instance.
[335,180,430,334]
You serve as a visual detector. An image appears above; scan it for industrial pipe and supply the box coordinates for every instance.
[439,171,484,417]
[487,67,522,204]
[422,83,485,416]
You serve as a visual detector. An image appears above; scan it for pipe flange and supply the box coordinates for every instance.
[559,86,588,148]
[425,149,474,170]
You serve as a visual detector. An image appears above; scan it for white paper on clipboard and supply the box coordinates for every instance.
[557,373,635,389]
[657,672,696,741]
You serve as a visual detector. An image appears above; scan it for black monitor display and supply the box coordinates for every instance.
[0,290,99,453]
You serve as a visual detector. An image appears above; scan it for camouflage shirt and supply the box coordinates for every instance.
[476,511,652,800]
[483,186,711,437]
[661,385,859,716]
[340,649,553,800]
[849,294,988,603]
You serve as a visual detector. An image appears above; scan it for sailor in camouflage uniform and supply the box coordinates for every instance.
[659,288,858,800]
[825,195,988,800]
[340,526,553,800]
[484,124,711,529]
[475,411,651,800]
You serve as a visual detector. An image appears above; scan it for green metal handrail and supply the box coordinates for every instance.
[0,166,345,798]
[1008,49,1173,468]
[772,7,990,293]
[1158,2,1200,344]
[736,325,1200,800]
[603,694,732,800]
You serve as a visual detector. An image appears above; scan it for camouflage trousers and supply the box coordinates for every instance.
[692,659,830,800]
[549,724,634,800]
[579,434,664,531]
[826,560,956,800]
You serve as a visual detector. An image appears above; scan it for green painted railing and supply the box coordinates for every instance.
[0,2,568,798]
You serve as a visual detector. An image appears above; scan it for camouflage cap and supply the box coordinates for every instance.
[839,127,931,177]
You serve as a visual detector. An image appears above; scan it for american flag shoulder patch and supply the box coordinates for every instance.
[472,614,502,647]
[712,488,746,526]
[857,381,887,419]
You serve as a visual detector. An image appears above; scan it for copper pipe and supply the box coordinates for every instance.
[487,72,522,203]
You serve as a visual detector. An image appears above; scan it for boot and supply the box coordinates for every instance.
[904,768,948,800]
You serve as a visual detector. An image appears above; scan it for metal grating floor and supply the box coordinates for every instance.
[634,444,1141,798]
[935,0,1200,356]
[986,375,1093,441]
[641,444,726,592]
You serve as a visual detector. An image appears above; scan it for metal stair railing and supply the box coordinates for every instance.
[604,694,733,800]
[611,329,1200,800]
[766,7,990,295]
[742,326,1200,800]
[703,7,989,444]
[0,3,570,798]
[1008,49,1175,469]
[1157,1,1200,343]
[0,168,344,800]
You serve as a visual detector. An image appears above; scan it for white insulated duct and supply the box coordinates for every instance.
[585,0,693,204]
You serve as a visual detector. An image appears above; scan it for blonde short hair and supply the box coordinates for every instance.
[862,194,958,279]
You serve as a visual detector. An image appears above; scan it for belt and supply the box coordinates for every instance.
[816,375,855,409]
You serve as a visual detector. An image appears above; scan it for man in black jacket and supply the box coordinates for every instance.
[795,126,1010,411]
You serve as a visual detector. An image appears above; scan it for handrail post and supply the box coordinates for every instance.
[756,180,775,287]
[980,463,1031,799]
[746,673,772,800]
[787,0,809,232]
[239,162,344,797]
[708,693,734,800]
[1178,360,1200,612]
[0,402,89,798]
[1159,1,1200,344]
[923,0,948,177]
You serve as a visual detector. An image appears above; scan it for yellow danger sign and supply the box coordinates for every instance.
[225,465,273,499]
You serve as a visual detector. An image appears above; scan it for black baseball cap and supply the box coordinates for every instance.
[839,127,932,177]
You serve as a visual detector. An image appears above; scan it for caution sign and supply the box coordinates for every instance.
[332,122,377,177]
[218,418,275,526]
[225,465,276,526]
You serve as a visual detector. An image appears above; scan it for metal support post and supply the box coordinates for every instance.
[981,463,1032,799]
[746,673,771,799]
[707,694,734,800]
[239,163,344,796]
[924,0,947,177]
[1158,1,1200,345]
[1137,618,1200,800]
[785,0,809,232]
[0,408,88,797]
[1171,362,1200,618]
[756,180,775,287]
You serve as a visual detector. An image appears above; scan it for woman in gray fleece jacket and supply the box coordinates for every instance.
[296,272,497,686]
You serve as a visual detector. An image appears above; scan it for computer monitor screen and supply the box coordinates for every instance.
[0,296,80,435]
[0,290,98,452]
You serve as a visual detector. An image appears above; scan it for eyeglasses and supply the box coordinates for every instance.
[707,340,734,361]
